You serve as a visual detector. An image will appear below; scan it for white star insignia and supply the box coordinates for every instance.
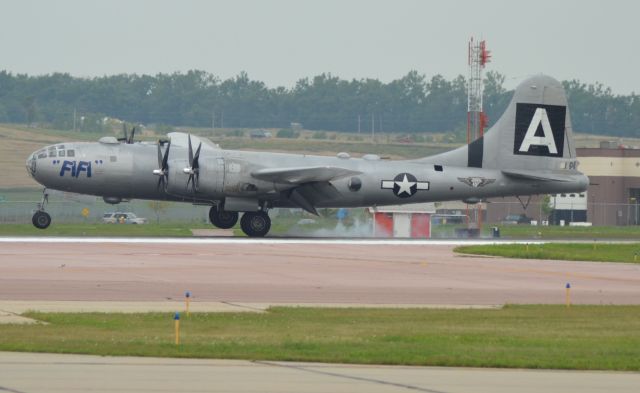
[395,174,415,196]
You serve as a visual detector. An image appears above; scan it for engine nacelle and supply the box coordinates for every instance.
[165,158,224,199]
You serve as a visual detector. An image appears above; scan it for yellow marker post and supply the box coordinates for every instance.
[565,283,571,308]
[185,291,191,317]
[174,312,180,345]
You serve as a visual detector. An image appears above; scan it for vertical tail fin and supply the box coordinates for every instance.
[422,74,577,171]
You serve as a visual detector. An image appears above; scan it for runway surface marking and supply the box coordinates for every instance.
[255,360,447,393]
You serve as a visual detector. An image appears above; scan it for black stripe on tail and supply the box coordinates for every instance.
[467,136,483,168]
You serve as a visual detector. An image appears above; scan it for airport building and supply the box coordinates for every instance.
[578,144,640,225]
[486,143,640,226]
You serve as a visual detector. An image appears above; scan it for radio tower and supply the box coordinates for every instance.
[467,37,491,143]
[466,37,491,233]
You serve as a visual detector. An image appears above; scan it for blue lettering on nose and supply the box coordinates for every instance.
[59,160,92,178]
[59,161,76,177]
[75,161,92,178]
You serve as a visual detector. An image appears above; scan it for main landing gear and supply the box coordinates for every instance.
[32,189,51,229]
[209,204,271,237]
[209,205,239,229]
[240,211,271,238]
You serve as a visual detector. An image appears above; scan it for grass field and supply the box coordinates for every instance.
[455,243,640,263]
[1,306,639,371]
[496,225,640,239]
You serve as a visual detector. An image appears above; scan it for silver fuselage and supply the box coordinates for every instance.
[27,140,588,209]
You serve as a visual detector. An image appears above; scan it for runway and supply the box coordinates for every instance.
[1,352,638,393]
[1,237,639,305]
[1,237,639,392]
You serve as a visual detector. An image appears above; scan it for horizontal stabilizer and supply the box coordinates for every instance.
[501,169,573,183]
[251,166,361,184]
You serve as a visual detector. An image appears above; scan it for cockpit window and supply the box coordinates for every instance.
[67,150,75,157]
[37,152,47,159]
[58,150,66,157]
[48,150,57,157]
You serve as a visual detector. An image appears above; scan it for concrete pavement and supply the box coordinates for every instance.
[1,239,639,305]
[0,352,638,393]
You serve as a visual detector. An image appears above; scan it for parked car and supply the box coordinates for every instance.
[250,129,272,139]
[102,212,147,224]
[501,214,532,225]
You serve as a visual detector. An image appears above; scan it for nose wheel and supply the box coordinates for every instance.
[32,188,52,229]
[240,211,271,237]
[32,211,51,229]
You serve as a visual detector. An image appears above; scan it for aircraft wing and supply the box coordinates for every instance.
[251,166,362,184]
[501,169,573,183]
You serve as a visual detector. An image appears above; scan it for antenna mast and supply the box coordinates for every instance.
[466,37,491,234]
[467,37,491,143]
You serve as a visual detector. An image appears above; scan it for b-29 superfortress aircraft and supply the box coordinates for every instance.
[26,75,588,237]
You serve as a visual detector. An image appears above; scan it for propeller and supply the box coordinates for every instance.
[117,123,137,144]
[153,140,171,191]
[183,134,202,193]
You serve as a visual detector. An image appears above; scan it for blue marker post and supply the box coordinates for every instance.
[565,283,571,308]
[185,291,191,317]
[174,312,181,345]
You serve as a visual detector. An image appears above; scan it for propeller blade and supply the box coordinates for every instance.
[128,126,136,144]
[188,134,194,167]
[186,173,194,192]
[157,143,163,168]
[155,140,171,192]
[193,142,202,169]
[162,141,170,169]
[121,123,128,142]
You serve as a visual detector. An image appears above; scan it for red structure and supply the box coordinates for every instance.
[370,203,435,238]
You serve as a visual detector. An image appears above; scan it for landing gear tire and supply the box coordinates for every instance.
[240,211,271,237]
[32,211,51,229]
[209,206,239,229]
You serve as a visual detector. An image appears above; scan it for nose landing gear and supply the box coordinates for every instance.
[32,189,51,229]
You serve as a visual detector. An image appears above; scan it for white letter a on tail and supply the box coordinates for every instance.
[518,108,558,154]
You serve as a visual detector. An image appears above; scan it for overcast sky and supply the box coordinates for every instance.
[2,0,638,94]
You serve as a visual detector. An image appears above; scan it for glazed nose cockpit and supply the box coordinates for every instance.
[26,152,37,178]
[26,144,77,184]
